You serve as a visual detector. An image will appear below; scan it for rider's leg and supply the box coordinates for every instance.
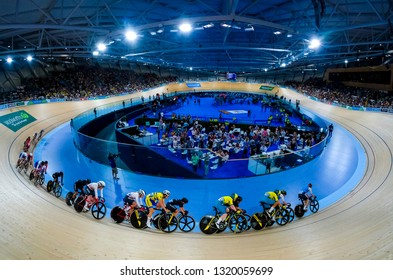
[146,207,155,228]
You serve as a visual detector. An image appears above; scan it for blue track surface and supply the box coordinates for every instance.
[35,113,366,232]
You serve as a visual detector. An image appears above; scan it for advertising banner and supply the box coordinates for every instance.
[0,110,37,132]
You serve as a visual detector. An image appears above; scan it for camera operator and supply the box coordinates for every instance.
[108,152,120,180]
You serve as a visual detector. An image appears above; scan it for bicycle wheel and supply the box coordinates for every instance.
[229,214,248,233]
[74,196,85,213]
[29,170,34,180]
[287,207,295,222]
[294,205,305,217]
[242,213,251,231]
[199,215,218,234]
[53,185,62,198]
[65,192,74,206]
[152,213,162,229]
[37,174,45,186]
[91,202,107,220]
[130,210,147,229]
[275,209,290,225]
[178,215,196,232]
[310,199,319,213]
[158,214,178,233]
[46,180,53,192]
[250,212,268,230]
[110,206,126,223]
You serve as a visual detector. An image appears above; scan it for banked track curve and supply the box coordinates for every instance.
[1,88,393,260]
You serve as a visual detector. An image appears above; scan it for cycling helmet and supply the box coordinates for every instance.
[235,195,242,202]
[308,183,313,187]
[98,181,106,187]
[162,190,171,196]
[86,179,91,184]
[181,197,189,203]
[281,190,287,195]
[231,193,239,201]
[138,189,145,197]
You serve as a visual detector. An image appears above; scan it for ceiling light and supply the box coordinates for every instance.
[6,57,13,63]
[203,23,214,29]
[93,51,99,56]
[274,31,281,35]
[309,38,321,49]
[125,30,137,41]
[97,43,106,51]
[179,23,192,32]
[221,23,231,28]
[244,25,254,32]
[26,55,33,61]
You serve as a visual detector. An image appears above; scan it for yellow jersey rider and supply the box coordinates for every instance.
[145,190,170,228]
[215,193,243,228]
[264,189,287,218]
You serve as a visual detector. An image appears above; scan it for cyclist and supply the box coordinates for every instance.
[26,153,34,169]
[264,189,287,218]
[52,171,64,186]
[299,183,315,211]
[215,193,243,228]
[166,197,189,216]
[16,151,28,168]
[123,189,146,217]
[23,136,31,152]
[83,181,106,212]
[145,190,171,228]
[71,179,91,201]
[33,160,48,177]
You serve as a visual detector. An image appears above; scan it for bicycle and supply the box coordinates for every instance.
[29,170,45,186]
[251,202,290,229]
[46,180,62,198]
[151,209,179,233]
[152,209,196,233]
[16,159,29,174]
[295,195,319,217]
[199,207,248,234]
[73,195,107,220]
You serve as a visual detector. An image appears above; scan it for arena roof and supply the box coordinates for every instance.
[0,0,392,73]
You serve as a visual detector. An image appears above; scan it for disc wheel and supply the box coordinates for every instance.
[110,206,126,223]
[130,210,147,229]
[91,202,106,220]
[199,216,218,234]
[178,215,196,232]
[158,214,178,233]
[65,192,74,206]
[74,196,85,213]
[250,212,268,230]
[294,205,305,217]
[46,180,53,192]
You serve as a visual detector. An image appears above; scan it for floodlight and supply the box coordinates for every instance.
[179,23,192,33]
[125,30,137,41]
[6,57,13,63]
[97,43,106,51]
[309,38,321,49]
[26,55,33,61]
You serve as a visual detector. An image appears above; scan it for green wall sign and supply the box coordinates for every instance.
[259,85,275,91]
[0,110,37,132]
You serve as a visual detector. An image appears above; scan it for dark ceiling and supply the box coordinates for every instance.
[1,0,393,73]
